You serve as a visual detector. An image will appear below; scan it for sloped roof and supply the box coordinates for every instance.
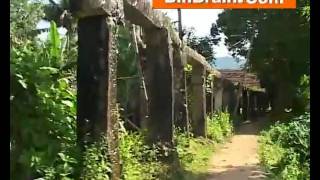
[218,69,265,92]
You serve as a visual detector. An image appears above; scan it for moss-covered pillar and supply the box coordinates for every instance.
[144,27,174,145]
[190,63,206,137]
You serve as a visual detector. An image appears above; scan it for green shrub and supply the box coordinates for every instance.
[119,123,167,180]
[174,129,215,174]
[207,111,233,143]
[81,138,111,180]
[10,12,79,178]
[258,113,310,180]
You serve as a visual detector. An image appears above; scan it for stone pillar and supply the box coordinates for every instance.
[190,63,206,137]
[71,1,124,178]
[242,89,249,121]
[206,75,212,115]
[211,79,215,114]
[253,92,258,117]
[144,28,174,145]
[214,82,224,112]
[77,15,109,147]
[233,85,242,117]
[173,46,189,132]
[248,91,255,119]
[75,11,121,180]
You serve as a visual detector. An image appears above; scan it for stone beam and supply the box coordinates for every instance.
[123,0,167,29]
[123,0,220,77]
[70,0,118,18]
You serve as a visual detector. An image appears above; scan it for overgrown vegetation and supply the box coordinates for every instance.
[258,113,310,180]
[119,123,168,180]
[207,112,233,143]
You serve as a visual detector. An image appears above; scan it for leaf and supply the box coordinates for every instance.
[48,21,61,58]
[62,100,73,107]
[18,79,27,89]
[58,153,66,161]
[39,67,59,74]
[58,78,69,89]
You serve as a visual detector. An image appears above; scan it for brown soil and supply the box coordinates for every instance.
[206,118,269,180]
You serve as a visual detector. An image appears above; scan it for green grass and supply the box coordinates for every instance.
[171,111,234,180]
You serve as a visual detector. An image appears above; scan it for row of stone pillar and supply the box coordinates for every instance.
[241,90,269,121]
[72,1,270,179]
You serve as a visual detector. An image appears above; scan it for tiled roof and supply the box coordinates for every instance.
[218,69,264,92]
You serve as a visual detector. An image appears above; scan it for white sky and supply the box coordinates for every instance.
[159,9,245,69]
[160,9,231,58]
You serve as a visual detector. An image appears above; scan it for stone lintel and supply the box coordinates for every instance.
[71,0,118,18]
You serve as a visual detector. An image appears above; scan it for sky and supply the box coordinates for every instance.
[36,7,244,69]
[159,9,245,69]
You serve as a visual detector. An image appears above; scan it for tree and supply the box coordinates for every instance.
[185,26,220,65]
[215,0,310,114]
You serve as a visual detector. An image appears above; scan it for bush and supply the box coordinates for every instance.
[81,138,111,180]
[119,123,167,180]
[173,129,215,178]
[258,113,310,180]
[10,13,79,179]
[207,111,233,143]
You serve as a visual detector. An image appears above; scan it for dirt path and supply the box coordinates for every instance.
[206,118,268,180]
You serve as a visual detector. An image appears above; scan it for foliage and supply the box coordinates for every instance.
[185,27,218,65]
[174,129,215,176]
[207,112,233,143]
[301,0,310,22]
[116,26,140,116]
[80,137,111,180]
[296,75,310,112]
[184,63,193,72]
[216,1,310,114]
[10,0,44,39]
[258,113,310,180]
[205,73,214,94]
[10,0,79,178]
[119,122,167,180]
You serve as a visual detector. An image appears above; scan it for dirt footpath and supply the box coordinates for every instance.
[206,119,268,180]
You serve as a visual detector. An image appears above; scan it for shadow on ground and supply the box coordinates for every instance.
[168,166,268,180]
[234,117,270,135]
[205,165,269,180]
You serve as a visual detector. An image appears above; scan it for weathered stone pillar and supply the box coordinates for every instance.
[144,28,174,144]
[254,93,258,115]
[173,45,189,132]
[242,89,249,121]
[77,15,108,149]
[190,63,206,137]
[248,91,255,119]
[233,85,243,117]
[71,1,122,179]
[214,80,224,112]
[210,78,215,114]
[205,76,212,116]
